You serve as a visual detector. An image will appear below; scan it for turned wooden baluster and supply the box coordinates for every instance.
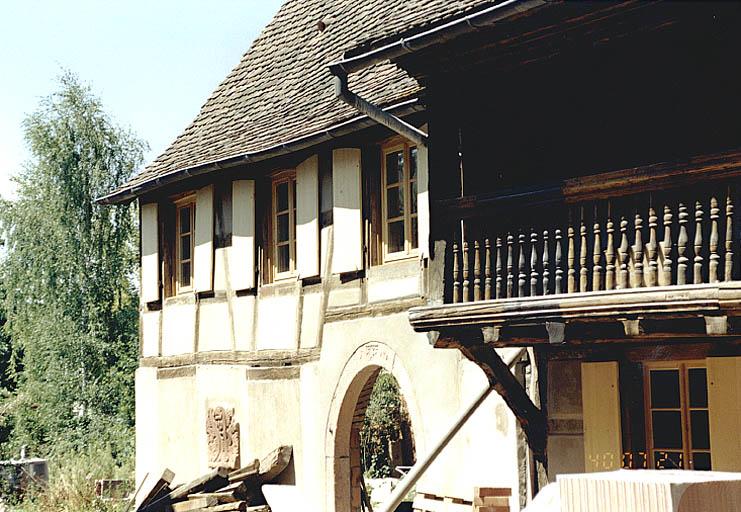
[634,211,644,287]
[725,191,734,282]
[496,236,503,299]
[709,196,720,283]
[518,233,527,297]
[567,220,576,293]
[452,240,461,303]
[618,216,630,289]
[662,204,673,286]
[555,229,563,294]
[506,233,514,298]
[543,230,550,295]
[580,214,589,292]
[473,239,482,301]
[592,207,602,291]
[677,202,689,285]
[605,213,616,290]
[694,200,704,284]
[462,240,470,302]
[530,231,539,296]
[485,238,492,300]
[647,206,658,287]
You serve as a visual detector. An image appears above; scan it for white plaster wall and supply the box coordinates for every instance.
[141,310,161,357]
[157,371,200,481]
[367,274,419,303]
[162,302,196,356]
[233,295,256,351]
[256,294,298,350]
[299,291,322,349]
[135,367,159,505]
[198,300,233,352]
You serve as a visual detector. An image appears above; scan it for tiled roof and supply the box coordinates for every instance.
[112,0,496,200]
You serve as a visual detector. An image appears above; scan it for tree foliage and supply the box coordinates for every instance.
[360,371,412,478]
[0,71,145,459]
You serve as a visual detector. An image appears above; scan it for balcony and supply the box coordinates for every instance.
[411,150,741,342]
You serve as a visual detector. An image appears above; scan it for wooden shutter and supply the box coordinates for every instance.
[416,144,430,259]
[140,202,160,303]
[332,148,362,274]
[231,180,256,290]
[194,185,214,293]
[581,361,622,472]
[707,356,741,471]
[296,155,319,278]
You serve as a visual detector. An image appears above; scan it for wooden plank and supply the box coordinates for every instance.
[296,155,320,278]
[227,459,259,483]
[707,356,741,471]
[581,361,622,472]
[137,468,175,510]
[331,148,363,274]
[140,202,160,303]
[200,503,248,512]
[259,445,292,483]
[172,496,218,512]
[169,468,230,501]
[231,180,255,290]
[194,185,215,292]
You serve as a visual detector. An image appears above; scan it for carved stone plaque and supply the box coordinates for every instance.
[206,406,240,469]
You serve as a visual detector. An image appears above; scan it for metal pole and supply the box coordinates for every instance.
[377,348,525,512]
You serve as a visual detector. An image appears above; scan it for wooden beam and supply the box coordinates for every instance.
[439,336,547,463]
[137,468,175,511]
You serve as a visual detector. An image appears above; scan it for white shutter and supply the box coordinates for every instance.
[194,185,214,293]
[581,361,622,472]
[416,144,430,259]
[231,180,256,290]
[707,356,741,471]
[140,202,160,303]
[332,148,362,274]
[296,155,319,278]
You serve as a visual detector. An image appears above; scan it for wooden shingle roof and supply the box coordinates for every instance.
[108,0,497,202]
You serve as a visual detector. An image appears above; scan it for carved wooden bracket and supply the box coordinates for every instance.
[206,406,240,469]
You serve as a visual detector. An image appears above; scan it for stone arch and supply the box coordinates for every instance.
[325,341,424,512]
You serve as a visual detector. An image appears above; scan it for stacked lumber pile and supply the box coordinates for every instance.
[136,446,292,512]
[473,487,511,512]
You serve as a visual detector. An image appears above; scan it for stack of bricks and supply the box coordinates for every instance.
[473,487,511,512]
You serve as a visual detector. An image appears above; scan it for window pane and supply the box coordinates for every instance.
[277,213,290,243]
[180,234,191,261]
[653,451,684,470]
[277,182,289,211]
[180,262,191,288]
[652,410,683,449]
[411,180,418,214]
[386,151,404,185]
[277,244,290,273]
[650,369,680,408]
[688,368,708,408]
[411,217,418,249]
[690,410,710,450]
[388,220,405,253]
[179,206,191,234]
[387,185,404,219]
[410,146,417,180]
[692,452,711,470]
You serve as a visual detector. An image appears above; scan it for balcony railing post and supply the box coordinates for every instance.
[694,200,704,284]
[678,202,689,285]
[709,195,720,283]
[663,204,673,285]
[725,190,734,282]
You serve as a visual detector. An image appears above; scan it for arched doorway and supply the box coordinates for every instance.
[325,342,424,512]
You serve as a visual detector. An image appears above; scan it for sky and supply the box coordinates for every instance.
[0,0,284,200]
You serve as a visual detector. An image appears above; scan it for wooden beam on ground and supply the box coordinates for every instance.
[172,496,218,512]
[228,459,259,484]
[137,468,175,512]
[169,468,230,501]
[258,446,292,483]
[200,503,248,512]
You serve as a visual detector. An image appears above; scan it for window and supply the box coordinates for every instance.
[644,361,711,470]
[272,172,297,278]
[382,143,418,259]
[175,198,195,293]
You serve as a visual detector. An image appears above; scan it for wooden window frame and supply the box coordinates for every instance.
[271,171,297,281]
[381,140,418,262]
[174,195,196,295]
[643,359,710,471]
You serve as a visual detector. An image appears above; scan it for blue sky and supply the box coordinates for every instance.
[0,0,284,199]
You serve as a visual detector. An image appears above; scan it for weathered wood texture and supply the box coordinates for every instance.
[137,468,175,511]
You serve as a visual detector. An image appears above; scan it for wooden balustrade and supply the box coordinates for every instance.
[449,185,738,303]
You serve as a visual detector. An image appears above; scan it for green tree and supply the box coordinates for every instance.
[0,71,145,459]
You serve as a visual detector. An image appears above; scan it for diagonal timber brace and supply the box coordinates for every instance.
[436,331,548,464]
